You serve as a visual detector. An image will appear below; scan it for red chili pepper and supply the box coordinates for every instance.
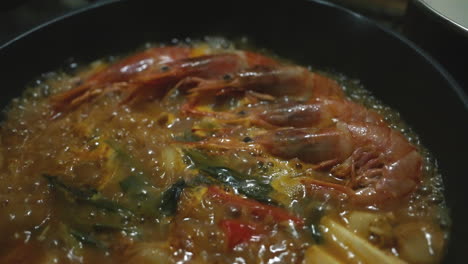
[207,186,304,226]
[220,219,261,248]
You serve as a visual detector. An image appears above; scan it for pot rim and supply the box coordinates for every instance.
[0,0,467,109]
[413,0,468,37]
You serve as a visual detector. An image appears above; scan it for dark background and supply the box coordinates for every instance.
[3,0,466,94]
[0,0,101,44]
[0,0,406,46]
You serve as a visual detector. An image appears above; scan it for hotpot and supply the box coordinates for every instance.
[0,0,467,262]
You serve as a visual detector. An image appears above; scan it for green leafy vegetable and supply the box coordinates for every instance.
[44,174,139,248]
[159,180,186,215]
[43,174,132,216]
[70,229,108,249]
[119,175,161,218]
[184,149,274,204]
[43,174,96,201]
[105,139,152,179]
[304,201,327,243]
[105,140,140,169]
[200,166,273,204]
[106,140,162,218]
[107,140,187,217]
[175,130,203,142]
[92,223,138,233]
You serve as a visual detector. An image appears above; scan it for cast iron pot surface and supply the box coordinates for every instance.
[1,0,467,262]
[405,0,468,94]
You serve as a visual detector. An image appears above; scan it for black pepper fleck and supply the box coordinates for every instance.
[243,137,253,143]
[160,65,170,72]
[223,74,233,81]
[237,110,246,116]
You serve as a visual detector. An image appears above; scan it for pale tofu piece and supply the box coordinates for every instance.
[304,245,343,264]
[320,217,407,264]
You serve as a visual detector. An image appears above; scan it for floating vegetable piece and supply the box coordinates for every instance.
[304,245,343,264]
[159,146,186,178]
[207,186,303,226]
[184,148,219,168]
[220,219,262,249]
[44,174,140,244]
[176,129,203,142]
[70,229,108,249]
[106,139,150,176]
[108,140,187,218]
[159,180,186,216]
[44,174,132,215]
[185,149,274,203]
[119,175,160,217]
[320,217,406,264]
[304,201,327,244]
[92,223,139,233]
[120,176,187,217]
[394,221,445,264]
[56,223,87,256]
[123,242,173,264]
[347,211,394,247]
[106,140,162,217]
[200,166,273,204]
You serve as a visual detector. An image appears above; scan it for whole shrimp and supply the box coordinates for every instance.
[51,46,192,114]
[255,98,422,209]
[182,64,344,117]
[258,98,383,127]
[50,46,344,117]
[50,47,279,114]
[185,65,343,99]
[196,97,381,129]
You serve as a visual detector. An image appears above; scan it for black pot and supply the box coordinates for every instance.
[0,0,467,262]
[405,0,468,94]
